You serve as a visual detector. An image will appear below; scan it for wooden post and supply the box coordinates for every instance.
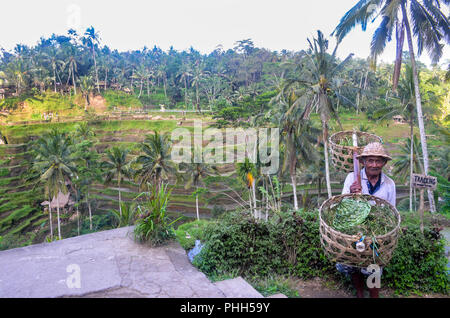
[352,131,361,192]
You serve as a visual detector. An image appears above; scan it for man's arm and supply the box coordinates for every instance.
[390,182,396,208]
[342,173,353,194]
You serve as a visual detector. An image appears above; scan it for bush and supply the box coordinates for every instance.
[194,209,449,295]
[175,219,213,250]
[133,183,181,246]
[383,226,449,295]
[193,209,335,279]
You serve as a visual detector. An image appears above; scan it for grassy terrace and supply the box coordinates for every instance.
[0,112,430,250]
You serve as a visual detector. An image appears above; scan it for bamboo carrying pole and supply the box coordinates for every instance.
[352,131,361,192]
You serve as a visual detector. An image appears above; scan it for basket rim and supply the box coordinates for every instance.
[329,130,382,148]
[319,193,401,240]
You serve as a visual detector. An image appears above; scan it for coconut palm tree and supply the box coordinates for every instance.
[102,147,130,217]
[272,89,320,210]
[191,61,209,113]
[156,64,168,99]
[79,75,93,111]
[83,26,101,94]
[133,131,176,192]
[177,64,193,110]
[33,129,76,240]
[63,45,79,95]
[132,65,152,98]
[333,0,450,212]
[373,63,421,211]
[41,49,64,93]
[236,158,258,218]
[179,159,217,220]
[280,30,353,199]
[74,123,99,230]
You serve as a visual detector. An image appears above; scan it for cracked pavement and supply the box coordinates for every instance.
[0,227,227,298]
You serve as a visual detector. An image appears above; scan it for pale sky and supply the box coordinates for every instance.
[1,0,449,66]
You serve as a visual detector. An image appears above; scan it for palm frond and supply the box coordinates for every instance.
[332,0,383,43]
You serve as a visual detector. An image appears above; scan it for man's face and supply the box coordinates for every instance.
[363,156,386,177]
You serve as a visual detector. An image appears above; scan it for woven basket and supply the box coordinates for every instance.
[319,194,401,268]
[329,131,382,172]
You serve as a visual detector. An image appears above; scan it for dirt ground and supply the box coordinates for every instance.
[291,277,449,298]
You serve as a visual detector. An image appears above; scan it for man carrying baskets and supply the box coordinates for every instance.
[338,142,396,298]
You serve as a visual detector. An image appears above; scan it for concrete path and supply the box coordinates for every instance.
[0,227,264,298]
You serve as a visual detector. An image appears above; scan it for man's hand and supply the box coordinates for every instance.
[350,181,362,194]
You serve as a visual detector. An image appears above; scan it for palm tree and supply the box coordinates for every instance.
[74,123,98,230]
[84,26,101,94]
[33,129,76,240]
[102,147,130,217]
[190,61,208,113]
[333,0,450,212]
[280,30,353,199]
[236,158,258,218]
[5,58,29,95]
[63,45,79,95]
[42,49,64,93]
[373,63,419,211]
[132,65,152,98]
[178,64,192,110]
[79,76,93,111]
[180,160,216,220]
[134,131,175,192]
[272,89,320,210]
[156,64,168,99]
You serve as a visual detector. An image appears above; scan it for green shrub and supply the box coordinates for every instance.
[74,214,115,236]
[211,205,226,218]
[193,209,335,279]
[134,183,181,246]
[0,231,36,251]
[0,168,9,177]
[383,226,449,295]
[109,202,137,228]
[194,209,449,295]
[175,219,213,250]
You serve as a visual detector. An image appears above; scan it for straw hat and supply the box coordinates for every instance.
[356,142,392,161]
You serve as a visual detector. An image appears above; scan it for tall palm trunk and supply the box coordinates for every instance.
[401,3,435,212]
[53,67,57,93]
[317,178,322,208]
[291,174,298,211]
[72,66,77,95]
[76,205,80,236]
[195,186,200,221]
[138,79,143,98]
[48,200,53,240]
[163,77,167,99]
[288,134,298,210]
[252,181,258,219]
[87,193,92,230]
[322,120,332,199]
[409,118,414,212]
[56,193,62,240]
[104,69,108,91]
[91,44,100,94]
[196,82,201,113]
[118,172,122,217]
[184,77,188,109]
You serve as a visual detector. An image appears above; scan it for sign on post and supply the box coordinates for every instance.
[411,174,437,190]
